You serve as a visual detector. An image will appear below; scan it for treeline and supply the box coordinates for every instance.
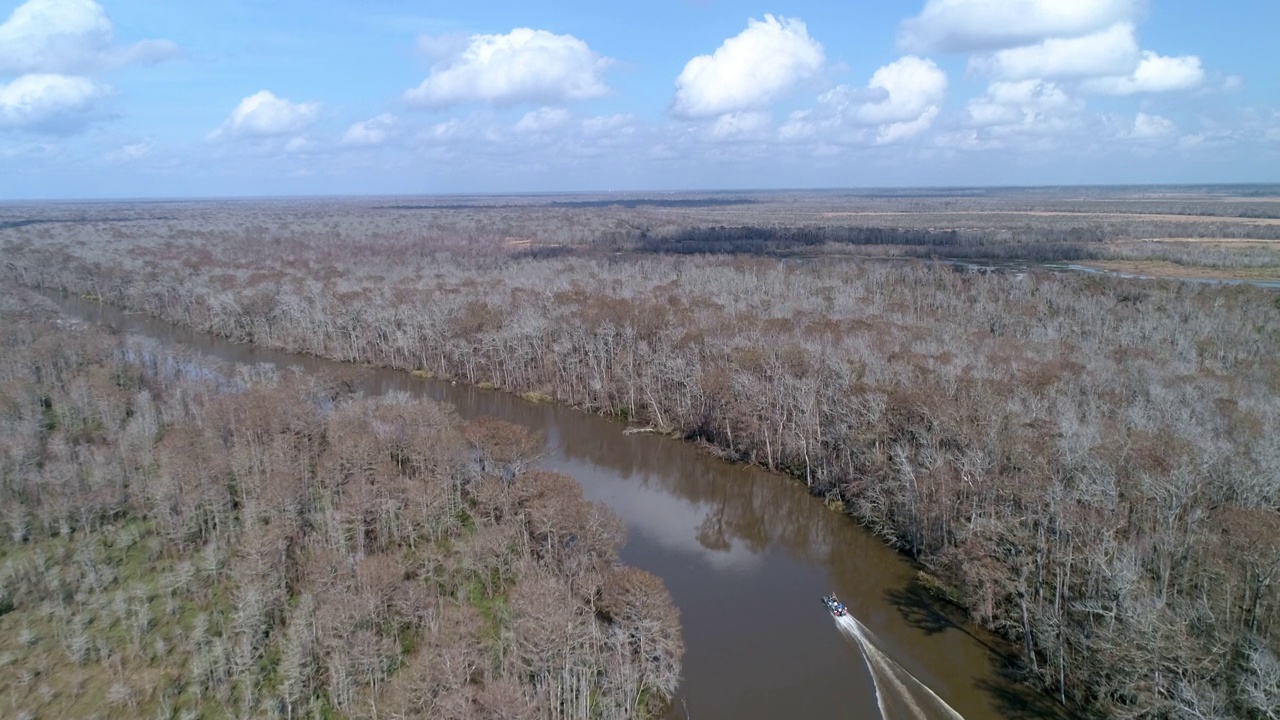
[629,224,1280,264]
[384,198,759,211]
[6,220,1280,719]
[0,285,682,719]
[630,224,1102,260]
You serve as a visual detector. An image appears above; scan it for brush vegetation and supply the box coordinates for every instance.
[0,286,682,719]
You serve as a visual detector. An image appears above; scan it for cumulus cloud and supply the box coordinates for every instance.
[210,91,321,140]
[1174,129,1239,151]
[0,73,107,132]
[1079,51,1205,95]
[581,113,634,136]
[965,80,1082,135]
[425,110,638,151]
[971,22,1140,80]
[404,28,611,108]
[708,111,772,140]
[0,0,178,74]
[907,1,1208,100]
[899,0,1138,53]
[673,15,824,119]
[403,109,650,173]
[341,113,398,146]
[779,56,945,146]
[0,0,175,134]
[424,117,468,142]
[880,108,942,144]
[514,107,572,134]
[855,56,947,126]
[967,80,1077,125]
[1128,112,1176,140]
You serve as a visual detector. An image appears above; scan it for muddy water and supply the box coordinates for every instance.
[59,296,1046,720]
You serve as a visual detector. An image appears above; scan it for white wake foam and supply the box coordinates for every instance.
[836,613,966,720]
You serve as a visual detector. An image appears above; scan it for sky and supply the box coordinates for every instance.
[0,0,1277,198]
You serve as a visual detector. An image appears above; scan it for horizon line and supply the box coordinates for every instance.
[3,181,1279,205]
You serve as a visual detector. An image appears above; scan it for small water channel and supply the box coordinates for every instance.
[57,294,1058,720]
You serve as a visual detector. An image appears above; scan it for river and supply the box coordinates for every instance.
[56,294,1060,720]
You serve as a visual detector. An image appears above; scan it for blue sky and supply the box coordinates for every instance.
[1,0,1277,198]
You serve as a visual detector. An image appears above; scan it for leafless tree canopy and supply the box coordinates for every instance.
[3,190,1279,719]
[0,285,682,719]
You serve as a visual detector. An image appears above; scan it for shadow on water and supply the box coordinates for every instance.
[885,581,994,648]
[886,581,1078,720]
[972,670,1077,720]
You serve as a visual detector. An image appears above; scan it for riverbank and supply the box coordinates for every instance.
[42,287,1025,720]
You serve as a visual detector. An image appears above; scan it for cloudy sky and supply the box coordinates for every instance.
[1,0,1276,198]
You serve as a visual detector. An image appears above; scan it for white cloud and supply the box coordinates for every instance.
[1129,112,1176,140]
[777,56,945,146]
[399,109,653,173]
[514,106,571,134]
[581,113,634,136]
[425,117,466,142]
[813,84,889,114]
[962,80,1083,146]
[1176,130,1236,151]
[971,22,1139,80]
[966,80,1079,127]
[1080,51,1205,95]
[898,0,1138,53]
[416,111,507,146]
[673,15,824,119]
[877,107,940,144]
[210,91,321,140]
[101,139,150,162]
[854,55,947,127]
[0,1,176,136]
[404,28,611,108]
[708,111,771,140]
[777,110,820,143]
[0,0,177,74]
[341,113,398,146]
[0,72,107,132]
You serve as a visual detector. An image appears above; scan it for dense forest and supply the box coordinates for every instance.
[3,195,1279,719]
[0,284,683,719]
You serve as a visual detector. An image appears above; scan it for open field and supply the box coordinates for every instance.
[819,210,1280,225]
[1079,259,1280,281]
[1129,237,1280,243]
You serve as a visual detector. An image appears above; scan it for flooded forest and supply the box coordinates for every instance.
[2,188,1279,719]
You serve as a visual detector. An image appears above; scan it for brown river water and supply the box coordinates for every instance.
[56,294,1063,720]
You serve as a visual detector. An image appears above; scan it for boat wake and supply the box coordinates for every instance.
[835,613,966,720]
